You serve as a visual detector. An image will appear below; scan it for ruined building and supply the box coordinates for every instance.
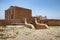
[0,6,60,29]
[5,6,32,24]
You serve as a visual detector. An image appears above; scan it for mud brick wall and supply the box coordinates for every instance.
[14,6,32,19]
[38,19,60,26]
[0,20,5,25]
[35,24,47,29]
[46,20,60,26]
[5,6,32,24]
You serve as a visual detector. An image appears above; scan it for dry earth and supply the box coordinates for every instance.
[0,26,60,40]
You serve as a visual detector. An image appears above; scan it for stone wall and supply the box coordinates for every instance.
[38,19,60,26]
[0,20,5,25]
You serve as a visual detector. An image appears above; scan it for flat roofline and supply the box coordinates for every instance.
[47,19,60,20]
[14,6,32,11]
[40,19,60,20]
[5,6,32,11]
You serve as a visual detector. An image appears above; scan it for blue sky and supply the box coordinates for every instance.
[0,0,60,19]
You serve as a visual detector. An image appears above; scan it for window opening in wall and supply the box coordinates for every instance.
[11,14,14,19]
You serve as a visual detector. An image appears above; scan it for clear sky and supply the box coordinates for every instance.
[0,0,60,19]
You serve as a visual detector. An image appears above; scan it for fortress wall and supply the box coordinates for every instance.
[0,6,60,27]
[0,20,5,25]
[38,19,60,26]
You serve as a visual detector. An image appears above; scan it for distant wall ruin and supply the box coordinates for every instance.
[0,6,60,29]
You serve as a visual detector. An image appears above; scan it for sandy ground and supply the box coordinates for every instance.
[0,26,60,40]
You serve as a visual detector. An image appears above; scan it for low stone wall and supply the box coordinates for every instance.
[35,24,48,29]
[0,20,5,25]
[38,19,60,26]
